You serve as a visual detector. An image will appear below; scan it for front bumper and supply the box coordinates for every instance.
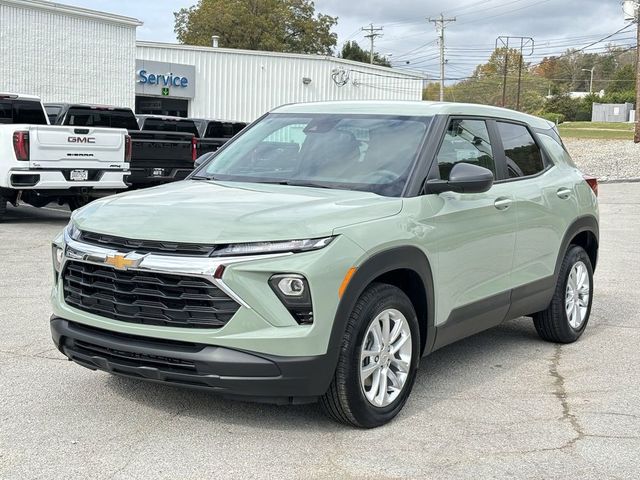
[51,317,334,403]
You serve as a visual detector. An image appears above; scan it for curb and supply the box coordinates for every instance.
[598,178,640,184]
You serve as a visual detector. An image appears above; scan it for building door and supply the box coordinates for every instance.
[135,96,189,117]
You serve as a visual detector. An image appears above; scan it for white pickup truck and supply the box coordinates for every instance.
[0,93,130,219]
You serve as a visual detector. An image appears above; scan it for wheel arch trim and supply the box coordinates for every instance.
[555,215,599,279]
[328,245,436,367]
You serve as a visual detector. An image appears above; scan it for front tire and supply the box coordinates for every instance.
[533,245,593,343]
[320,283,420,428]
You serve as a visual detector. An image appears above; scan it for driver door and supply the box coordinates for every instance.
[426,118,517,346]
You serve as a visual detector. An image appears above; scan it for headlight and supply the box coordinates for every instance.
[64,222,81,241]
[212,236,334,257]
[52,244,64,273]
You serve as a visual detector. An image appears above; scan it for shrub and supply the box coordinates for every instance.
[539,112,566,124]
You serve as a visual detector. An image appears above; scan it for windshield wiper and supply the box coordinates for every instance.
[252,180,333,189]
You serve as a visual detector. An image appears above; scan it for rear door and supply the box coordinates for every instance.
[493,121,578,298]
[427,117,517,345]
[29,126,127,169]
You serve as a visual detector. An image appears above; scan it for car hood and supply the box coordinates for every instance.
[72,180,403,244]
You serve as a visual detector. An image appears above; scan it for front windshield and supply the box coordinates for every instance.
[197,113,431,197]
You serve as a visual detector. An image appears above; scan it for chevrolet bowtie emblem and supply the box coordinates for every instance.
[104,253,142,270]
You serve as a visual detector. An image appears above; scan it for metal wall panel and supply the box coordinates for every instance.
[0,1,137,107]
[136,43,425,123]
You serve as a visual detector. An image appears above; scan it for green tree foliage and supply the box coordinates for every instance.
[474,47,524,78]
[339,41,391,67]
[422,82,440,101]
[174,0,338,54]
[608,64,636,93]
[425,45,638,122]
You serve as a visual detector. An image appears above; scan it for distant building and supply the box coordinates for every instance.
[592,103,635,123]
[0,0,425,122]
[569,90,604,100]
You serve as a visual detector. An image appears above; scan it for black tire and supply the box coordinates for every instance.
[0,196,7,221]
[533,245,593,343]
[68,196,91,212]
[320,283,421,428]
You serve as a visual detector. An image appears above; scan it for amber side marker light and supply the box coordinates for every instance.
[339,267,357,298]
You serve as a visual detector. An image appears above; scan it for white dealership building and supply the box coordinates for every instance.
[0,0,425,122]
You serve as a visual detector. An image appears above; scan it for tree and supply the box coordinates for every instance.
[474,47,524,78]
[608,64,636,93]
[422,82,440,101]
[339,41,391,67]
[174,0,337,55]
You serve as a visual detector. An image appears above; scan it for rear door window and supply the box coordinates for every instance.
[496,122,545,179]
[436,119,496,180]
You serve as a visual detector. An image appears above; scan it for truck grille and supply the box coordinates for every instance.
[62,261,240,328]
[79,230,218,256]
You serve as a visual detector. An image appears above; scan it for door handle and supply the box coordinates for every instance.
[557,188,572,200]
[494,197,512,211]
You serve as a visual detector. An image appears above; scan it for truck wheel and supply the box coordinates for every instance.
[320,283,420,428]
[68,197,91,212]
[0,196,7,221]
[533,245,593,343]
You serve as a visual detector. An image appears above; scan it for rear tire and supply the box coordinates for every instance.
[533,245,593,343]
[0,196,7,221]
[320,283,420,428]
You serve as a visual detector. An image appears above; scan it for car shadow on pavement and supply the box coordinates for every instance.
[2,205,70,224]
[102,317,565,431]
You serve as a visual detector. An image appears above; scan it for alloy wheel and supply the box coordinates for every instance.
[359,308,413,408]
[565,261,590,329]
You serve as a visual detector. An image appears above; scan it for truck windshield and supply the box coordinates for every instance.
[197,113,431,197]
[64,107,139,130]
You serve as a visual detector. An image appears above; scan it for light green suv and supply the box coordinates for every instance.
[50,101,599,428]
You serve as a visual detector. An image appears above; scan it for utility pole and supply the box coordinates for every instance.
[582,67,595,93]
[362,24,383,64]
[429,14,456,102]
[625,0,640,141]
[496,36,534,110]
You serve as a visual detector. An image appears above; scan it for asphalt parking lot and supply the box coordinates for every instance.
[1,183,639,480]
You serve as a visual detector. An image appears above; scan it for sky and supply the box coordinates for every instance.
[60,0,632,80]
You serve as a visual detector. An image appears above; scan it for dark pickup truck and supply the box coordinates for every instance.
[190,117,247,155]
[45,104,197,188]
[136,115,247,156]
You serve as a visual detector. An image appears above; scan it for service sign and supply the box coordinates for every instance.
[135,60,196,99]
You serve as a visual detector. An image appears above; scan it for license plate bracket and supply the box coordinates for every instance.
[70,170,89,181]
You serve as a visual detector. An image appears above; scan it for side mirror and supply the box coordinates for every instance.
[425,163,494,195]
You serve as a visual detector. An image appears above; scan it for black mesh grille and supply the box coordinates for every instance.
[62,261,240,328]
[79,230,218,256]
[74,339,197,372]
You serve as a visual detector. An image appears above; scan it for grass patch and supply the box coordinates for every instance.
[559,121,634,140]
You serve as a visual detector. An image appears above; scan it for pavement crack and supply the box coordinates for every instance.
[549,344,585,449]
